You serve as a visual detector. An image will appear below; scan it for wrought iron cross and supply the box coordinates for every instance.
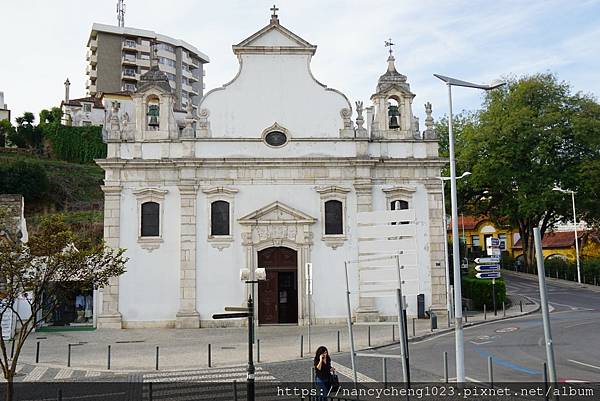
[385,38,394,56]
[270,4,279,18]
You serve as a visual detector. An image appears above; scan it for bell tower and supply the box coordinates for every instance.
[369,42,417,140]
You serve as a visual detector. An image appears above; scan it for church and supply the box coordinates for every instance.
[96,10,447,329]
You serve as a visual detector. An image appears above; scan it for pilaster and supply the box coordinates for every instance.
[425,180,447,311]
[176,184,201,328]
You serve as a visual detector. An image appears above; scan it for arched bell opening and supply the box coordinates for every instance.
[387,96,401,129]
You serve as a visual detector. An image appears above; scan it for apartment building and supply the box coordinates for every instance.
[86,23,209,110]
[0,92,10,122]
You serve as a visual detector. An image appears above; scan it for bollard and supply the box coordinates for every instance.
[67,344,71,367]
[10,339,15,360]
[447,310,450,327]
[36,341,40,363]
[412,318,416,337]
[443,351,448,383]
[595,276,597,287]
[543,363,549,401]
[208,344,212,368]
[484,304,487,320]
[502,302,506,317]
[392,324,395,342]
[233,380,238,401]
[464,308,468,323]
[337,331,340,353]
[520,300,523,313]
[311,366,315,383]
[368,325,371,347]
[488,356,493,388]
[107,345,111,370]
[155,346,159,371]
[382,357,388,389]
[257,339,260,363]
[300,335,304,358]
[57,389,63,401]
[149,382,153,401]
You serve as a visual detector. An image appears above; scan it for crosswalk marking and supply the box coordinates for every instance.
[334,363,377,383]
[144,366,275,383]
[23,366,48,382]
[54,368,73,380]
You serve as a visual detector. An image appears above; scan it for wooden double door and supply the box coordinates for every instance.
[257,247,298,324]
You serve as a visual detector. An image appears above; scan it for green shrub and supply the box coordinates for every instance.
[42,124,106,163]
[0,159,49,202]
[461,275,506,310]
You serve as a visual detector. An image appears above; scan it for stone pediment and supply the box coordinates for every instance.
[371,83,416,99]
[233,19,316,55]
[238,201,316,225]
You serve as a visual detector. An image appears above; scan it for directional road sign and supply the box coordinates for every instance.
[474,257,500,264]
[475,271,501,279]
[475,264,500,272]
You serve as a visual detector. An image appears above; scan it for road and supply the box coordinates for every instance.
[262,272,600,383]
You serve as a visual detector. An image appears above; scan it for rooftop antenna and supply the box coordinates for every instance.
[117,0,126,27]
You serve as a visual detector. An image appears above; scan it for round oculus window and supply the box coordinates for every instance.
[264,131,287,147]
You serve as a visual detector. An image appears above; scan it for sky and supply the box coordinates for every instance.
[1,0,599,125]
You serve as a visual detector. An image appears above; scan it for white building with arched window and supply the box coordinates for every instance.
[96,11,447,329]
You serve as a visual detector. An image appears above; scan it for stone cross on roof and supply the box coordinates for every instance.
[270,4,279,22]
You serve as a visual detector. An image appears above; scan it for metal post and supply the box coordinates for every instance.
[447,310,450,327]
[543,363,549,401]
[412,318,415,337]
[368,325,371,347]
[67,344,71,367]
[155,346,159,370]
[492,279,497,316]
[57,389,62,401]
[300,335,304,357]
[484,304,487,320]
[395,256,410,386]
[571,191,581,284]
[311,366,315,384]
[464,308,468,323]
[344,262,358,386]
[10,339,15,360]
[107,345,111,370]
[208,343,212,367]
[382,358,388,389]
[443,351,449,383]
[392,324,395,341]
[233,380,238,401]
[502,301,506,317]
[149,382,153,401]
[247,295,255,401]
[447,83,465,384]
[488,356,493,388]
[520,300,523,313]
[257,339,260,363]
[440,179,452,317]
[535,228,558,385]
[337,330,340,353]
[36,341,40,363]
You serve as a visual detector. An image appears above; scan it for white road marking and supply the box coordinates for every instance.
[85,370,102,377]
[447,376,482,383]
[334,363,377,383]
[54,368,73,380]
[144,366,275,382]
[470,340,493,345]
[23,366,48,382]
[568,359,600,371]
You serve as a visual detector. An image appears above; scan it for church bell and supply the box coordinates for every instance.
[148,115,159,127]
[388,104,400,129]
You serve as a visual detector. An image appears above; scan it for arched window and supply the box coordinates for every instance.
[391,200,409,225]
[141,201,160,237]
[324,200,343,235]
[211,200,230,236]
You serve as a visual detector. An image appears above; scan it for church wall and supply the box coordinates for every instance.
[194,141,357,159]
[118,186,181,326]
[200,53,349,138]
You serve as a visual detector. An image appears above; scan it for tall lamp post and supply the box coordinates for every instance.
[552,186,581,284]
[434,74,505,384]
[437,171,471,319]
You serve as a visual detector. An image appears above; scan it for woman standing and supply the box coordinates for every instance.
[314,346,335,400]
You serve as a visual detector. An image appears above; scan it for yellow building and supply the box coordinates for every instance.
[513,230,600,261]
[447,216,518,260]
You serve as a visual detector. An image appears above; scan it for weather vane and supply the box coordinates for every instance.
[385,38,394,56]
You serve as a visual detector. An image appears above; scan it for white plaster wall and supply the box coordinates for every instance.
[195,184,360,322]
[193,141,357,159]
[370,183,432,316]
[200,54,350,138]
[119,187,180,322]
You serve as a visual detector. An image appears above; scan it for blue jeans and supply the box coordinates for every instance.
[315,376,331,401]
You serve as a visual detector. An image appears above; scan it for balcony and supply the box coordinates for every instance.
[87,52,97,65]
[87,69,97,78]
[121,55,138,66]
[89,38,98,50]
[122,40,137,50]
[121,70,139,81]
[88,84,97,94]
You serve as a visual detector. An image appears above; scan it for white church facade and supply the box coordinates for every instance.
[96,12,447,329]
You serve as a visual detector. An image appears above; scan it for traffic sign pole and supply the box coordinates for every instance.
[492,278,497,316]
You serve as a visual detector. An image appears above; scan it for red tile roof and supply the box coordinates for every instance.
[513,231,585,249]
[447,215,486,231]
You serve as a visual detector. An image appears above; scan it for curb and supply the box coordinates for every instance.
[503,270,600,293]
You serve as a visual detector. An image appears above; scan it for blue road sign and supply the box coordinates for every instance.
[476,272,501,279]
[475,264,501,272]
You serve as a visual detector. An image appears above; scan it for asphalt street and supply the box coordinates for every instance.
[262,272,600,384]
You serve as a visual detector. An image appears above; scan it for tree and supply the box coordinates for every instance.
[450,73,600,269]
[38,107,63,126]
[9,112,42,149]
[0,120,14,148]
[0,213,127,401]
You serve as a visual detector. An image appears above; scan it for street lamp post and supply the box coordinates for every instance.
[437,172,471,319]
[553,186,581,284]
[434,74,505,384]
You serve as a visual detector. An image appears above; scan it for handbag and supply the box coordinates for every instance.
[330,372,340,392]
